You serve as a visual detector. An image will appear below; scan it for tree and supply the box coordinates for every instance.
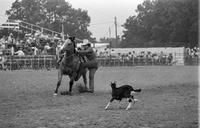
[6,0,46,24]
[5,0,94,41]
[121,0,198,48]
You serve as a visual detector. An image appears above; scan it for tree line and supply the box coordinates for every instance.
[121,0,198,48]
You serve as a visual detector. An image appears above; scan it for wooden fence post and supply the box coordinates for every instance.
[44,56,45,69]
[38,57,39,69]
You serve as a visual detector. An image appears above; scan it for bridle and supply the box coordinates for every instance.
[60,39,77,64]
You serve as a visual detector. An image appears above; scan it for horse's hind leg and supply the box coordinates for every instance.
[69,72,76,94]
[54,70,63,96]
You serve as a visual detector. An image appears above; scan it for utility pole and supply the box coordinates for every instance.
[109,27,111,58]
[114,16,118,47]
[109,27,111,38]
[61,18,64,40]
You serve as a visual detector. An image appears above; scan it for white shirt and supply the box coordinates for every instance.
[15,50,25,56]
[44,44,51,50]
[33,47,38,55]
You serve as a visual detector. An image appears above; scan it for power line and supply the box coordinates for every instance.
[89,24,112,29]
[103,24,114,38]
[90,21,113,26]
[72,1,112,20]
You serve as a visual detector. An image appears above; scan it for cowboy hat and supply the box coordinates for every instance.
[82,39,90,46]
[69,36,75,41]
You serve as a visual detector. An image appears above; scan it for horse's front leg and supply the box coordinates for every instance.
[69,79,74,93]
[54,70,63,96]
[69,72,77,94]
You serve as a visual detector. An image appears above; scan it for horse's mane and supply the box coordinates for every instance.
[69,38,76,53]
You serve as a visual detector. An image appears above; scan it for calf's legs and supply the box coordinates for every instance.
[125,98,132,110]
[105,98,114,110]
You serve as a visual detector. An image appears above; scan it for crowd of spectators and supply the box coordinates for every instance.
[185,47,200,57]
[184,47,200,65]
[97,49,174,65]
[0,30,62,57]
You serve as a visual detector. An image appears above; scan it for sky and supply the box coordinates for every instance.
[0,0,144,41]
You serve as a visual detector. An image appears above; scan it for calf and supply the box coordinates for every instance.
[105,82,141,110]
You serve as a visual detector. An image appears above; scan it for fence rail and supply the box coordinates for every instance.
[1,55,199,70]
[98,57,171,66]
[4,55,57,70]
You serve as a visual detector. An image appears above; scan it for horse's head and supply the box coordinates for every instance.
[62,38,75,52]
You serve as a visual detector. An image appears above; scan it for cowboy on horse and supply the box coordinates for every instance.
[54,37,98,95]
[54,37,88,96]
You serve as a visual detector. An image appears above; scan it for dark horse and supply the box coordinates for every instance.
[54,39,87,96]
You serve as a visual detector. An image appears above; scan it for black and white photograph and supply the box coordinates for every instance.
[0,0,199,127]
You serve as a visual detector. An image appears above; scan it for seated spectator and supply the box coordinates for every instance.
[7,33,13,44]
[0,54,7,70]
[0,42,6,50]
[44,43,51,50]
[0,36,6,44]
[34,30,41,37]
[16,39,21,48]
[11,46,15,55]
[168,53,173,65]
[41,49,48,55]
[53,34,60,41]
[32,46,38,56]
[15,48,25,56]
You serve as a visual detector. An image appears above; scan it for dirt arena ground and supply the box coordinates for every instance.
[0,66,199,128]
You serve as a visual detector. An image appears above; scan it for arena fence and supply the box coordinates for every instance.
[1,54,199,70]
[4,55,57,70]
[98,57,170,66]
[184,55,199,66]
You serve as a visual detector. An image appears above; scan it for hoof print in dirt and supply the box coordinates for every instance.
[79,88,93,93]
[77,85,87,93]
[60,91,72,95]
[76,84,93,93]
